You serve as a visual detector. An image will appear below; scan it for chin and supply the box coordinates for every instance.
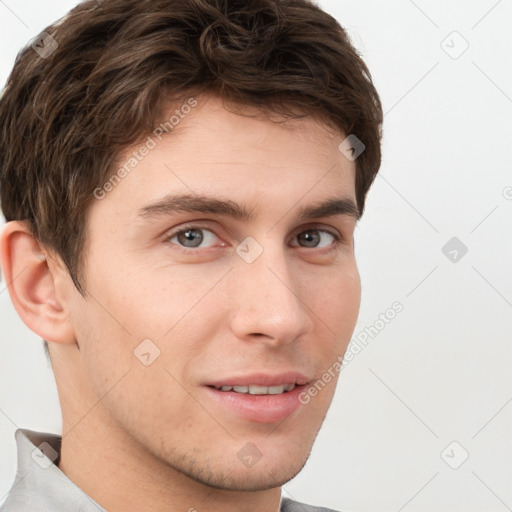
[181,450,311,492]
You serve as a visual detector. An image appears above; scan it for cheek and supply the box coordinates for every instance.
[314,264,361,336]
[71,263,214,402]
[298,269,360,410]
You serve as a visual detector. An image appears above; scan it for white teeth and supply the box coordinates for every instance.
[216,383,296,394]
[267,385,285,394]
[248,385,269,395]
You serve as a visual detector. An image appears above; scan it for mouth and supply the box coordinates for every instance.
[209,383,296,395]
[204,372,310,424]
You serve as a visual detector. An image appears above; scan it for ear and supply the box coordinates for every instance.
[0,221,77,345]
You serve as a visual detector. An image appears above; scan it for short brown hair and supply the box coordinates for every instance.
[0,0,382,296]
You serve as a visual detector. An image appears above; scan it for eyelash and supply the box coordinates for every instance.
[163,224,343,252]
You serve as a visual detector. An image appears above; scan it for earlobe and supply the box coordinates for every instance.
[0,221,77,345]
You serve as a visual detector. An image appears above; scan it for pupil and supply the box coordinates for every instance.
[300,230,319,247]
[180,229,203,247]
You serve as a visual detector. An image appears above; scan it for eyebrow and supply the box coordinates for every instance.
[137,193,360,222]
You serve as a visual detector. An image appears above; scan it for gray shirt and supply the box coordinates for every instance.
[0,429,340,512]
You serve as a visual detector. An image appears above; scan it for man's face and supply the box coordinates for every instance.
[63,95,361,490]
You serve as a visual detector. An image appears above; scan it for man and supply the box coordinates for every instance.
[0,0,382,510]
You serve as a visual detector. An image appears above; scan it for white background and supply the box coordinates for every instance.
[1,1,511,510]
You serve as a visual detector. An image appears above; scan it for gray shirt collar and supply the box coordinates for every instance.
[1,429,105,511]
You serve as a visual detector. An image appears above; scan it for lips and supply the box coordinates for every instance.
[204,371,311,423]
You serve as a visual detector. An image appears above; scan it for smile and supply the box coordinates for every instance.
[211,383,296,395]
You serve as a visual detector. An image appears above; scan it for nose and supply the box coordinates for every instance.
[228,239,314,347]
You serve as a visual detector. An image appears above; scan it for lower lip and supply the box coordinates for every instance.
[204,385,306,424]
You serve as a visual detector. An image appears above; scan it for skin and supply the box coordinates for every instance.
[0,94,361,512]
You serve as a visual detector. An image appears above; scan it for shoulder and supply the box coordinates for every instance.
[281,496,344,512]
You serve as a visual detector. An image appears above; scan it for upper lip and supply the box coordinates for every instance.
[206,371,311,388]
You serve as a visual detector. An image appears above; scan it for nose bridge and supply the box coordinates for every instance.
[229,236,312,343]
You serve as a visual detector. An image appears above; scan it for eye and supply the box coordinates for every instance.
[164,225,342,251]
[290,228,341,249]
[165,226,221,249]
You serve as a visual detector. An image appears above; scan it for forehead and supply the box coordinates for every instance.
[90,95,357,223]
